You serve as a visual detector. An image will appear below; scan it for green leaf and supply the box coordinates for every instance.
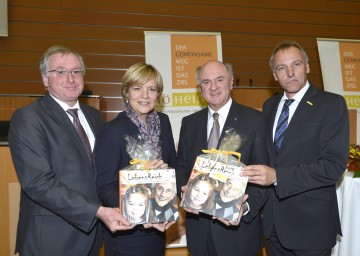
[353,170,360,178]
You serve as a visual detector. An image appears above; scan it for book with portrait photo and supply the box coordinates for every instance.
[180,155,248,221]
[119,168,179,224]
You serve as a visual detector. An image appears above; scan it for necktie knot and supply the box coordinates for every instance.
[212,112,219,121]
[284,99,295,108]
[67,108,79,119]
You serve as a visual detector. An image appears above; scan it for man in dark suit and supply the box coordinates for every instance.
[8,45,133,256]
[176,60,266,256]
[242,41,349,256]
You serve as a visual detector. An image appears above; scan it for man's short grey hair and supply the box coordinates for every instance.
[196,61,233,85]
[269,41,309,72]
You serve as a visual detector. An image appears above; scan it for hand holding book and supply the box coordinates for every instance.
[180,129,249,222]
[212,194,249,226]
[119,135,179,226]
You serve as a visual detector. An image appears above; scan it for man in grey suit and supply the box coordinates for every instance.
[176,60,267,256]
[242,41,349,256]
[8,45,134,256]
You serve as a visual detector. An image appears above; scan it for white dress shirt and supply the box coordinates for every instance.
[50,94,95,151]
[207,99,232,141]
[272,82,310,141]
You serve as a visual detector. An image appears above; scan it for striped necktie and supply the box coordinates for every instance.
[274,99,294,152]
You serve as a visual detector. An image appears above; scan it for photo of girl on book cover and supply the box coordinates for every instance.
[181,172,218,213]
[122,184,152,224]
[181,169,247,221]
[121,180,179,224]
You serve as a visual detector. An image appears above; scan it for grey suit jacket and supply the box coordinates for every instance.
[8,94,103,256]
[261,85,349,250]
[176,100,267,256]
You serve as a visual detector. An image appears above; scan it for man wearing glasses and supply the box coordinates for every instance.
[8,45,134,256]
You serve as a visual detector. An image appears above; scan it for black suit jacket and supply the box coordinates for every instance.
[94,111,177,255]
[261,85,349,250]
[8,94,103,256]
[176,101,267,256]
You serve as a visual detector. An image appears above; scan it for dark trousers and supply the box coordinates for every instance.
[267,227,331,256]
[204,227,217,256]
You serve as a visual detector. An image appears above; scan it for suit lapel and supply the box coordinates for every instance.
[277,86,318,153]
[199,108,209,150]
[80,104,97,136]
[268,95,282,157]
[41,94,93,169]
[220,102,245,151]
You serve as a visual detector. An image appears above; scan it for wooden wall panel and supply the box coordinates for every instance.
[0,95,100,120]
[0,147,20,256]
[8,4,360,37]
[1,1,359,255]
[1,0,360,109]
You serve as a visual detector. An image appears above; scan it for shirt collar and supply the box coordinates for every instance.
[281,81,310,103]
[208,98,232,121]
[49,93,80,111]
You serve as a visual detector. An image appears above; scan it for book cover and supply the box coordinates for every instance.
[180,155,248,221]
[119,168,179,224]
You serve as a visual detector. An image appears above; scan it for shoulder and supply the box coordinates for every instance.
[157,111,170,122]
[317,89,345,102]
[101,112,129,130]
[305,85,346,110]
[80,102,100,115]
[157,112,173,130]
[230,101,263,124]
[262,94,282,113]
[231,101,261,115]
[12,97,47,122]
[96,113,132,147]
[182,108,207,123]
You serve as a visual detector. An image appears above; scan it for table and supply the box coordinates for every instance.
[331,171,360,256]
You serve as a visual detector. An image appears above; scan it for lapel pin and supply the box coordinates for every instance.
[307,101,313,106]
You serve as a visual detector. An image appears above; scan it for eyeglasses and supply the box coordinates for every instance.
[48,69,84,77]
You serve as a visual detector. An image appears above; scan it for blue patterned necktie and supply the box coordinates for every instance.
[274,99,294,152]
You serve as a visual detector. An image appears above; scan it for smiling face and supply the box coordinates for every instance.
[198,61,233,111]
[154,183,176,207]
[127,78,158,123]
[272,46,310,99]
[220,179,244,203]
[189,180,212,208]
[42,53,84,107]
[126,192,147,221]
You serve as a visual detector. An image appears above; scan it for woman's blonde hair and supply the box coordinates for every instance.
[121,62,163,102]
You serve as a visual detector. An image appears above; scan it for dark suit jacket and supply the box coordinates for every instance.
[261,85,349,250]
[94,111,176,255]
[8,94,103,256]
[176,101,267,256]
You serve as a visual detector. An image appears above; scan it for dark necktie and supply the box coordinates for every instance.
[274,99,295,152]
[67,108,93,162]
[208,112,220,149]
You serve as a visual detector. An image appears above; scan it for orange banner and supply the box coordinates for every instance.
[340,42,360,92]
[171,35,218,89]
